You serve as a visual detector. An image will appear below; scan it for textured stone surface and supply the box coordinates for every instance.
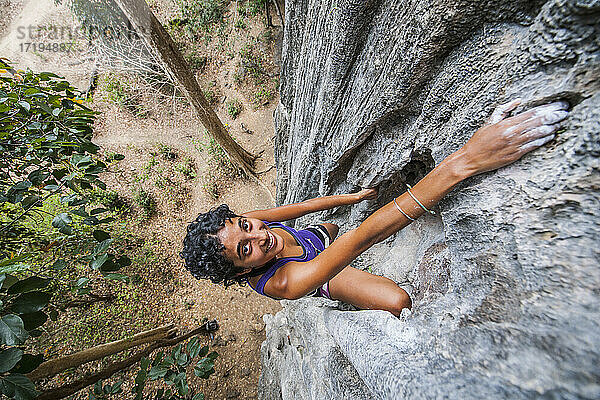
[259,0,600,399]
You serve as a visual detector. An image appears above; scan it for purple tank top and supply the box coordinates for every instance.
[248,221,326,298]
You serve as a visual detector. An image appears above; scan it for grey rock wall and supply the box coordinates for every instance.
[260,0,600,399]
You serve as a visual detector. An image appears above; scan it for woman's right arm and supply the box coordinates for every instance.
[242,189,377,222]
[272,100,569,299]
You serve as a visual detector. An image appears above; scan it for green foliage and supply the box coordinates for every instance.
[87,380,123,399]
[157,144,178,160]
[236,40,278,106]
[102,73,147,117]
[197,131,227,165]
[0,314,28,346]
[0,373,38,400]
[133,147,188,196]
[0,62,102,234]
[90,189,127,211]
[134,189,156,219]
[195,131,239,200]
[173,0,228,38]
[0,60,131,399]
[184,53,208,71]
[238,0,266,17]
[200,80,219,106]
[104,151,125,164]
[226,98,242,119]
[0,348,23,373]
[133,336,218,399]
[56,267,149,352]
[175,158,196,180]
[238,43,267,85]
[103,73,129,105]
[201,87,217,105]
[254,84,274,105]
[196,130,239,178]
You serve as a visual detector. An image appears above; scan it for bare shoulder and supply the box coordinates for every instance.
[263,260,308,300]
[262,261,301,299]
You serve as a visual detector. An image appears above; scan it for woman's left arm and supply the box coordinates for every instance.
[273,99,569,299]
[242,189,377,222]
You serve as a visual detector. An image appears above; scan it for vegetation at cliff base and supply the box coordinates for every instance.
[0,60,217,400]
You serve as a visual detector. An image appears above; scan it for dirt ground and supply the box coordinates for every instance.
[1,0,284,398]
[92,96,282,398]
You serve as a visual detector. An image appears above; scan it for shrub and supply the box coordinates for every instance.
[176,158,197,179]
[157,143,178,160]
[254,85,274,105]
[239,0,266,17]
[134,189,156,218]
[226,98,242,119]
[175,0,228,38]
[0,59,134,399]
[184,53,208,71]
[91,189,128,211]
[202,87,217,105]
[102,73,147,117]
[238,44,267,84]
[197,132,230,168]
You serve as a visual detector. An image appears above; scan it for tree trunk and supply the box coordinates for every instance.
[273,0,284,26]
[35,324,215,400]
[266,0,273,27]
[28,324,176,382]
[113,0,257,176]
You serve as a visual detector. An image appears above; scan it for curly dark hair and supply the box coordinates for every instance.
[180,204,247,287]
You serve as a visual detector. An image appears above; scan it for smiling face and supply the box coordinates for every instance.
[216,216,285,270]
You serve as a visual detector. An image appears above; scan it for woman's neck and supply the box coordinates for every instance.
[271,226,304,259]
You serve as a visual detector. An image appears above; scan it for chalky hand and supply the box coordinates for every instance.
[459,100,569,176]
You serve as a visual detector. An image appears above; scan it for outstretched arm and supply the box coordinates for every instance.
[242,188,377,222]
[273,100,569,299]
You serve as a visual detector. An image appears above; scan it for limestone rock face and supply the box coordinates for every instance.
[259,0,600,398]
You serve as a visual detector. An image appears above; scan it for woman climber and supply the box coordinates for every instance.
[180,99,569,316]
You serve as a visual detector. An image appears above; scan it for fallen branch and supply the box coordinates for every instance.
[35,321,218,400]
[28,324,176,381]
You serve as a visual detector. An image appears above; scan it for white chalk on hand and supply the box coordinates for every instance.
[539,110,569,125]
[488,98,522,124]
[523,124,557,139]
[520,134,556,151]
